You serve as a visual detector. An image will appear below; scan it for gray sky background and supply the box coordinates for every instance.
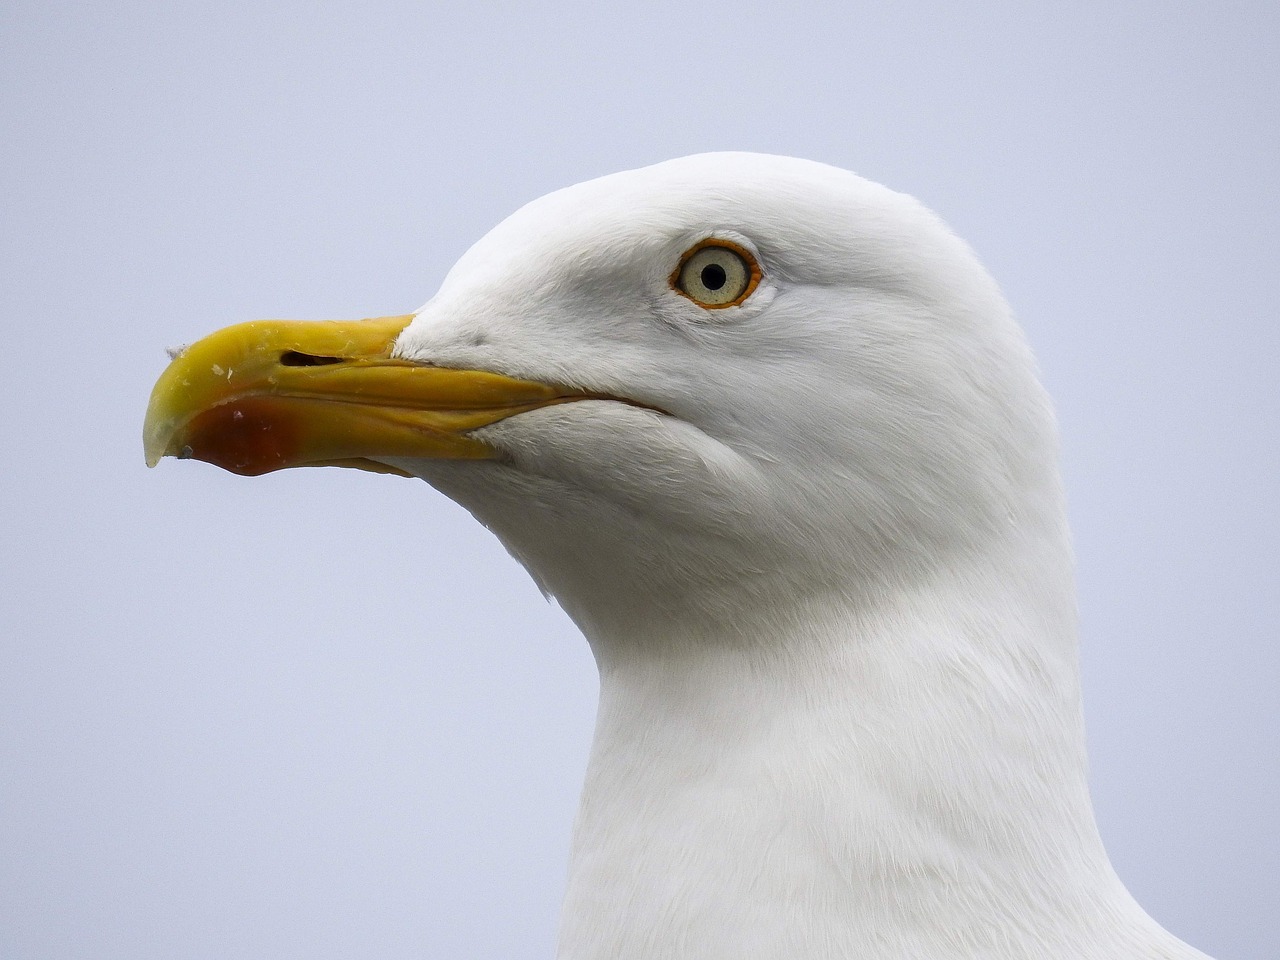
[2,2,1276,958]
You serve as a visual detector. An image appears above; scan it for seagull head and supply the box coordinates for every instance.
[144,155,1208,960]
[145,153,1062,645]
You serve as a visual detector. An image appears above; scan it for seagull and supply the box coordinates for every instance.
[144,153,1212,959]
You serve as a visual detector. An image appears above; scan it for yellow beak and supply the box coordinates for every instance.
[143,314,588,477]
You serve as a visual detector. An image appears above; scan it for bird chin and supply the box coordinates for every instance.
[379,398,780,602]
[458,400,768,527]
[382,399,695,517]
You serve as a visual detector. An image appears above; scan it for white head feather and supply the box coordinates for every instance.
[389,153,1208,959]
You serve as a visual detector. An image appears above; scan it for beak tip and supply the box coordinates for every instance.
[143,421,171,468]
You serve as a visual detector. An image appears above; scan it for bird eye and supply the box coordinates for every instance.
[672,240,761,308]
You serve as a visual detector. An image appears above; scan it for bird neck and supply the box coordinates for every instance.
[555,544,1177,960]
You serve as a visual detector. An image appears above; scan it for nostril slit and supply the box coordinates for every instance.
[280,351,343,366]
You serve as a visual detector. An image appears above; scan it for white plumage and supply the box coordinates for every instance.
[385,154,1211,959]
[153,152,1214,958]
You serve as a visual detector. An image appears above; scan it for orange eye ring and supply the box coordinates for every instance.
[670,238,763,309]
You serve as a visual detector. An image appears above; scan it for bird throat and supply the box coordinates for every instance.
[554,562,1132,960]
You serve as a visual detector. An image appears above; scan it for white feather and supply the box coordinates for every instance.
[390,153,1210,959]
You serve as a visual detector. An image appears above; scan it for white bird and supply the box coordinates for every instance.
[144,153,1211,959]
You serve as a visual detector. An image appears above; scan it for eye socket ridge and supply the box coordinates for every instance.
[670,238,763,310]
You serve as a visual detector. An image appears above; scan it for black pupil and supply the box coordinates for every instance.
[700,262,728,291]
